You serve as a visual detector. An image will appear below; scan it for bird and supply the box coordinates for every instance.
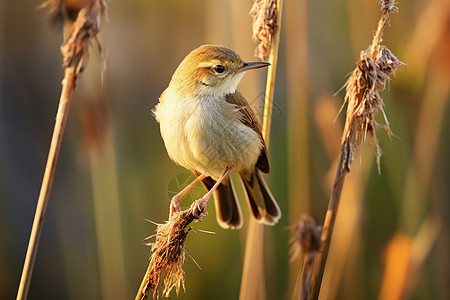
[154,44,281,229]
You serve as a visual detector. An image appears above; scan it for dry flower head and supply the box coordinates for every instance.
[138,208,203,299]
[289,215,322,262]
[341,2,402,172]
[40,0,89,26]
[250,0,279,61]
[378,0,398,13]
[40,0,106,80]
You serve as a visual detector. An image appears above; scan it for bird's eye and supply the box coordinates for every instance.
[212,65,225,74]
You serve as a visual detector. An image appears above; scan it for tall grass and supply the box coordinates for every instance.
[240,1,283,300]
[16,2,105,299]
[310,1,402,298]
[3,0,449,299]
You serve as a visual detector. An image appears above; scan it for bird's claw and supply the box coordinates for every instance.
[169,200,181,218]
[191,200,207,221]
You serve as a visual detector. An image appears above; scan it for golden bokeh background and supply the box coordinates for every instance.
[1,0,449,299]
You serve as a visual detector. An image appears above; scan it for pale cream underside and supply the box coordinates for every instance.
[155,79,261,180]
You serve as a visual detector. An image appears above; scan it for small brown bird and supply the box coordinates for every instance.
[154,45,281,229]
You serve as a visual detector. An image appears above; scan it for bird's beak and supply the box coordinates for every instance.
[236,61,271,73]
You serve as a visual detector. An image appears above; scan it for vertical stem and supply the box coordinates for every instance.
[239,220,267,300]
[310,131,353,299]
[240,1,283,300]
[135,262,152,300]
[310,5,398,298]
[17,66,76,300]
[370,16,387,58]
[301,253,316,300]
[261,0,283,144]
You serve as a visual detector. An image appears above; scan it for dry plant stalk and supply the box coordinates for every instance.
[250,0,283,141]
[136,208,205,299]
[240,1,283,300]
[310,1,402,298]
[16,1,105,299]
[290,215,322,300]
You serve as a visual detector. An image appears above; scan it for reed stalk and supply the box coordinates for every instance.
[260,1,283,145]
[310,1,401,298]
[17,62,76,300]
[16,2,104,299]
[240,1,283,299]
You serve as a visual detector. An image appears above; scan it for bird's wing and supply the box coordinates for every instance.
[225,91,270,173]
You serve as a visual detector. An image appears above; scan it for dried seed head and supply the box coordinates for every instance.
[250,0,279,61]
[340,0,403,172]
[40,0,100,27]
[342,45,403,171]
[377,0,398,14]
[289,215,322,262]
[139,209,198,299]
[40,0,105,81]
[60,1,104,68]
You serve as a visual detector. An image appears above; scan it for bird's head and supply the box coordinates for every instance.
[169,45,270,98]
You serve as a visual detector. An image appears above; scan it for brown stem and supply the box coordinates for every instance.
[16,65,77,300]
[371,3,398,59]
[309,128,355,299]
[240,1,283,299]
[301,253,316,300]
[261,0,283,145]
[370,14,388,59]
[136,262,153,300]
[309,3,399,297]
[17,2,104,298]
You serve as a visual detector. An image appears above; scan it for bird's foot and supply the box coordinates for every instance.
[190,199,208,222]
[169,198,181,218]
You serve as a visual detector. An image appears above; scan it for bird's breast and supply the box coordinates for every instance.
[156,92,262,179]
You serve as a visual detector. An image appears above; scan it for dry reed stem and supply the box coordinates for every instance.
[16,1,104,299]
[310,1,402,298]
[240,1,283,300]
[250,0,283,144]
[135,208,205,299]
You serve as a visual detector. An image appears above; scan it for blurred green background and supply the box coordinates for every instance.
[1,0,449,299]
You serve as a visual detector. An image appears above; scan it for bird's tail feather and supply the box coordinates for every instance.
[201,175,243,229]
[200,169,280,229]
[240,169,281,225]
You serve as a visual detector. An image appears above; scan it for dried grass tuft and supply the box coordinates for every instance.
[290,215,322,300]
[137,209,203,299]
[40,0,106,72]
[378,0,398,13]
[40,0,98,28]
[290,215,322,263]
[310,2,403,298]
[342,45,402,171]
[250,0,279,61]
[60,0,106,77]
